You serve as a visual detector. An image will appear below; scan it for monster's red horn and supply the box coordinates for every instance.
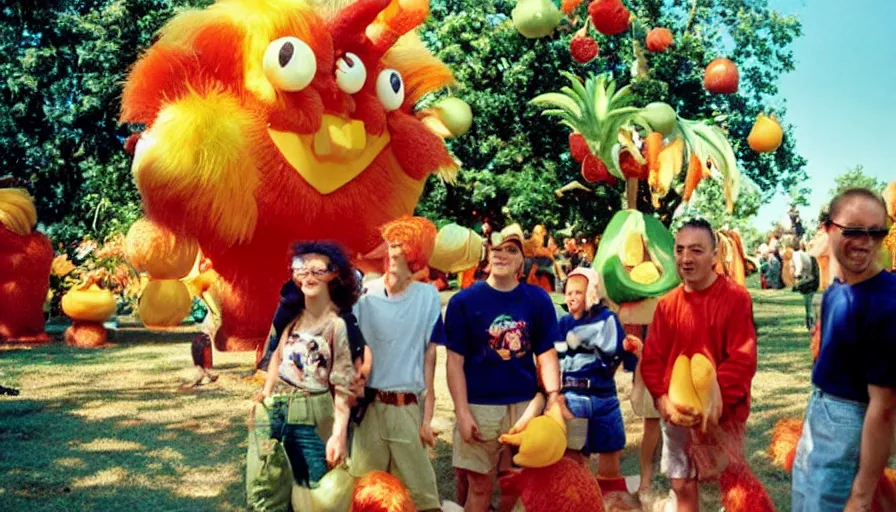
[329,0,391,52]
[368,0,430,55]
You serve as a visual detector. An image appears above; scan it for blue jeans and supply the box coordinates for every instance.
[564,391,626,455]
[269,399,329,488]
[792,389,866,511]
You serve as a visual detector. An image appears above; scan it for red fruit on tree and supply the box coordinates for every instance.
[569,133,591,163]
[618,149,645,179]
[646,28,673,53]
[570,36,599,63]
[581,154,616,184]
[588,0,630,36]
[704,58,739,94]
[561,0,585,15]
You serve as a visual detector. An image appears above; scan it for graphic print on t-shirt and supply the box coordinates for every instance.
[282,331,331,388]
[487,315,531,360]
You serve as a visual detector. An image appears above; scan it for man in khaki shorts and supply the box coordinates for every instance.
[445,224,565,511]
[350,218,444,511]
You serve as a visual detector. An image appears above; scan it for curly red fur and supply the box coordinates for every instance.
[769,418,803,472]
[720,463,776,512]
[499,457,604,512]
[121,0,457,352]
[351,470,415,512]
[380,216,437,272]
[64,322,108,348]
[0,227,53,343]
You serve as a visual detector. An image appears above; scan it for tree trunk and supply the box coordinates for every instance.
[626,178,639,210]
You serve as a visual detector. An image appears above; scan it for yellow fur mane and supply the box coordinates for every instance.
[0,188,38,236]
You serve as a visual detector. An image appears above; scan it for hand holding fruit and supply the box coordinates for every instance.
[623,334,643,356]
[657,394,702,428]
[668,353,722,432]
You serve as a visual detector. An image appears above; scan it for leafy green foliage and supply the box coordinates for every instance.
[829,164,887,199]
[0,0,211,247]
[417,0,807,233]
[1,0,806,244]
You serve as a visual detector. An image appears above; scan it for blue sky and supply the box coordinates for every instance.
[751,0,895,230]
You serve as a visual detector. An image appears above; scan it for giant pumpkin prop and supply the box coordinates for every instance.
[0,187,53,344]
[121,0,466,354]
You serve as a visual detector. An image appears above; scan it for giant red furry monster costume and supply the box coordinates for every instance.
[0,184,53,344]
[121,0,460,353]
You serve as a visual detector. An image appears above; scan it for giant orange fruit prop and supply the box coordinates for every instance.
[747,114,784,153]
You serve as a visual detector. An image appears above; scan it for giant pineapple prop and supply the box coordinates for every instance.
[121,0,466,354]
[0,186,53,343]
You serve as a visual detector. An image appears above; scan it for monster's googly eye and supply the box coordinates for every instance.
[335,53,367,95]
[263,37,316,92]
[376,69,404,111]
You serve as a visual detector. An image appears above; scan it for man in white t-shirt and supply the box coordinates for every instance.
[350,217,444,512]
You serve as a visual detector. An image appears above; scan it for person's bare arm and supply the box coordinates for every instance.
[845,385,896,510]
[420,342,438,446]
[327,392,351,466]
[258,341,284,400]
[536,349,572,418]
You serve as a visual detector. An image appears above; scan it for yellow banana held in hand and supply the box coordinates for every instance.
[669,355,701,415]
[669,353,722,432]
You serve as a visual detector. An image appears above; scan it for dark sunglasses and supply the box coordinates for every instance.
[292,268,334,278]
[829,222,888,240]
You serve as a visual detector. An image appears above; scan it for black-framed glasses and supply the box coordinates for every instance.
[829,222,888,240]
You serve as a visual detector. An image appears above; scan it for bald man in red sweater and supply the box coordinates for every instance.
[640,219,757,511]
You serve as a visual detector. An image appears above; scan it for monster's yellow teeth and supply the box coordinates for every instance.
[268,114,390,195]
[313,117,367,159]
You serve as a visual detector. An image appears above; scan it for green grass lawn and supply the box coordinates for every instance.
[0,285,836,511]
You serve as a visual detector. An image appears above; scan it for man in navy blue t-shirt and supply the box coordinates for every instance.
[445,223,563,511]
[792,188,896,512]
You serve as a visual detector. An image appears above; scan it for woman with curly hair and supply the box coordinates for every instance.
[254,241,360,488]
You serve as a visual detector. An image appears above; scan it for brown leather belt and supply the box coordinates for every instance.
[375,390,418,407]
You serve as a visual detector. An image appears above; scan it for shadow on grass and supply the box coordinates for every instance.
[0,339,256,511]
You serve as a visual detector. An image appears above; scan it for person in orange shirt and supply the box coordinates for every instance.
[640,218,758,512]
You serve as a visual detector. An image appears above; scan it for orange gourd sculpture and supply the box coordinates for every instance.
[62,284,117,347]
[121,0,463,355]
[0,187,53,344]
[138,279,193,328]
[124,218,198,280]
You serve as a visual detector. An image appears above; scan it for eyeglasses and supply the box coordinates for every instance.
[292,268,333,278]
[829,222,889,241]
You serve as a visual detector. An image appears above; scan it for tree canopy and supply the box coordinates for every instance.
[1,0,806,245]
[829,165,888,199]
[417,0,806,234]
[0,0,211,246]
